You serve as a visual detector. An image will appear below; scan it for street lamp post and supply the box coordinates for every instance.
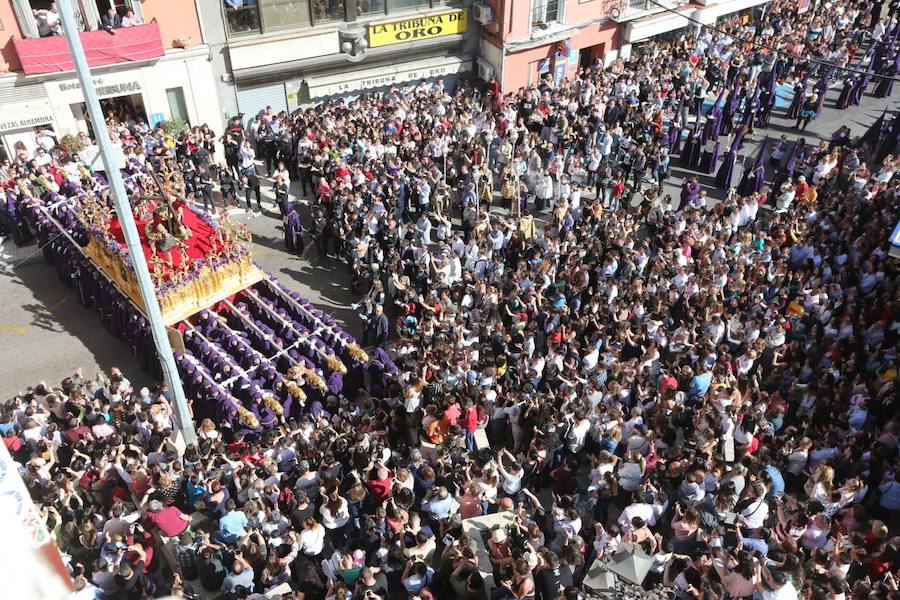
[57,0,197,444]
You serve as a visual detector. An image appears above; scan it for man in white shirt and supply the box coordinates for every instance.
[35,3,63,37]
[496,448,523,496]
[617,494,655,531]
[738,483,770,529]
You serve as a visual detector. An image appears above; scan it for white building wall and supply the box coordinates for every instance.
[37,47,221,139]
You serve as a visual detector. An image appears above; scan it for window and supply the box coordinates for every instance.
[166,88,189,123]
[65,0,143,32]
[223,0,262,35]
[260,0,312,30]
[357,0,386,16]
[388,0,431,12]
[531,0,560,28]
[93,0,127,16]
[310,0,346,23]
[27,0,63,37]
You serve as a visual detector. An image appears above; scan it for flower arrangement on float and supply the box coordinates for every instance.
[262,392,284,417]
[285,380,308,402]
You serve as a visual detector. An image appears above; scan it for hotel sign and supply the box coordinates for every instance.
[368,10,468,48]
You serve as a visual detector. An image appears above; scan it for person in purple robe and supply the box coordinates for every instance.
[685,128,703,168]
[849,75,866,106]
[326,371,343,395]
[836,75,857,109]
[700,141,720,175]
[374,347,397,374]
[715,127,745,189]
[787,82,807,122]
[308,400,330,422]
[680,177,701,208]
[874,56,898,96]
[830,126,852,151]
[703,110,719,142]
[739,163,766,197]
[284,208,304,255]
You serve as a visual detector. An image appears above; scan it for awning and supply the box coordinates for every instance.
[13,22,164,75]
[300,55,471,99]
[624,0,771,42]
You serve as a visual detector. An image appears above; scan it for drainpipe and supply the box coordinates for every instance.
[194,0,210,44]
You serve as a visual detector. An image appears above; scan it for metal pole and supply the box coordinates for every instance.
[57,0,197,444]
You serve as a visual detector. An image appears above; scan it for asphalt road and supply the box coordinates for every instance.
[0,82,897,397]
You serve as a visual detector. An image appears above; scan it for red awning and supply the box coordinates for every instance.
[13,22,164,75]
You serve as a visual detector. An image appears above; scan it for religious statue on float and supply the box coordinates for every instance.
[145,204,179,257]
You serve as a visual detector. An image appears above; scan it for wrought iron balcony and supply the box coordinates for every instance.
[605,0,688,22]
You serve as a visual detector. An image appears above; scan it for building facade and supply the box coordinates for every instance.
[0,0,222,159]
[475,0,772,93]
[195,0,480,119]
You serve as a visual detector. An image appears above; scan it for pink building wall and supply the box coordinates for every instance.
[0,0,204,74]
[0,1,24,72]
[499,19,618,91]
[141,0,204,49]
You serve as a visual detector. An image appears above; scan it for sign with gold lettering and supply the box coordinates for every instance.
[367,10,468,48]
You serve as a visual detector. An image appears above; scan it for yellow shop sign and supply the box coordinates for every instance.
[368,10,467,48]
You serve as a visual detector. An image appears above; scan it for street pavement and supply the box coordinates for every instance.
[0,81,897,397]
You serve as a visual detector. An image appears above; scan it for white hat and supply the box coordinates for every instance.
[491,528,507,543]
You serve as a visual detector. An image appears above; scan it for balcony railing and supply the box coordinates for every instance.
[12,22,164,75]
[606,0,687,22]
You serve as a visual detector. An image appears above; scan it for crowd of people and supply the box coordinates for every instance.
[2,0,900,599]
[31,2,143,37]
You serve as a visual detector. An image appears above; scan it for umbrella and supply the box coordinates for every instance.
[604,544,654,586]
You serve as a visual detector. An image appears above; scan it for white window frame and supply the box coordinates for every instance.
[12,0,38,38]
[530,0,564,31]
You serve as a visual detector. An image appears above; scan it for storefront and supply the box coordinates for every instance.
[35,46,222,140]
[287,55,471,107]
[0,98,56,160]
[622,0,771,53]
[226,7,475,117]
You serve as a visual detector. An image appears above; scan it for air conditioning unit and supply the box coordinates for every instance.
[476,57,494,80]
[473,2,494,24]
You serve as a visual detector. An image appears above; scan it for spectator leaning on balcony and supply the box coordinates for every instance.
[100,8,122,33]
[33,2,62,37]
[120,9,142,28]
